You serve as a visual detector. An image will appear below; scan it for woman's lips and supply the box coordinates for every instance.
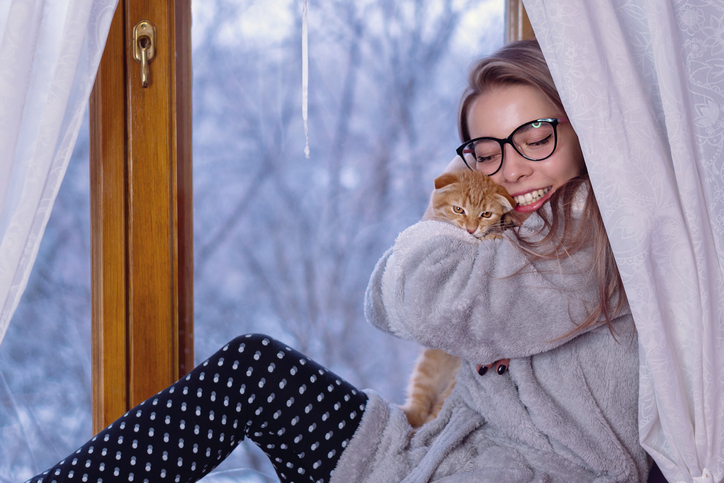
[513,186,552,213]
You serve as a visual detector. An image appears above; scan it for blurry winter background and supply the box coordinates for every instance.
[0,0,502,480]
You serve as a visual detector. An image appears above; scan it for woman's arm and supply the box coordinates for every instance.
[364,217,622,364]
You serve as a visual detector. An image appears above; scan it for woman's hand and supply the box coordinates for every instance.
[476,359,510,376]
[422,156,469,221]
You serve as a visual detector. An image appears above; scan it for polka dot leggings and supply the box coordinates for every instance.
[27,334,368,483]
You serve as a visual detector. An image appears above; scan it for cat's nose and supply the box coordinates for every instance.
[466,225,476,234]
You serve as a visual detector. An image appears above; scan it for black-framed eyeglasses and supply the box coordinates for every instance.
[456,118,567,176]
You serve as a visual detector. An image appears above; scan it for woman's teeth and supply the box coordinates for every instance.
[515,187,551,206]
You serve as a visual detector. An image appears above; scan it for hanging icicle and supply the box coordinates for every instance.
[302,0,310,158]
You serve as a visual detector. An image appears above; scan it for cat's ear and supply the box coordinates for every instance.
[434,172,461,190]
[494,193,516,213]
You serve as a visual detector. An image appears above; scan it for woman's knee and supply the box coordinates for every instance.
[225,333,285,354]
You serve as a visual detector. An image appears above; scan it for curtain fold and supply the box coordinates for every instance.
[523,1,724,482]
[0,0,118,346]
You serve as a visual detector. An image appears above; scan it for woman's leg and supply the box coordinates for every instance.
[27,334,367,483]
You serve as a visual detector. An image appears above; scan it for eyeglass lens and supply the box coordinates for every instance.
[462,120,556,175]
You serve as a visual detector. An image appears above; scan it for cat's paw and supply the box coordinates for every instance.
[479,232,502,241]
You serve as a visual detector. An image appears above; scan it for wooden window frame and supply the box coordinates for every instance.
[88,0,530,432]
[89,0,193,431]
[506,0,534,42]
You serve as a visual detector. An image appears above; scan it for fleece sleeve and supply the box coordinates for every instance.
[364,218,626,364]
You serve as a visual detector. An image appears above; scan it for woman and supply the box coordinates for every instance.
[27,40,648,483]
[349,39,646,482]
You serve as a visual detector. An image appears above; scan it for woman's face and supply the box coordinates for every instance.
[466,84,584,218]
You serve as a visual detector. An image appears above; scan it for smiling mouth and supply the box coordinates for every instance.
[514,187,551,206]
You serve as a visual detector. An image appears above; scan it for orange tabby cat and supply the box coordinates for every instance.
[429,169,516,239]
[401,169,516,428]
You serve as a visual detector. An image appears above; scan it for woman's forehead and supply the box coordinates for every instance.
[467,85,559,138]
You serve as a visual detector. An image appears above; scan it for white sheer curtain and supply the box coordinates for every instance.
[524,1,724,482]
[0,0,118,346]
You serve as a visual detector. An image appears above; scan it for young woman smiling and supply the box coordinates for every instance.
[27,40,648,483]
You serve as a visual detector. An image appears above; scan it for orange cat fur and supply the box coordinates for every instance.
[401,170,516,428]
[429,169,516,240]
[401,348,461,428]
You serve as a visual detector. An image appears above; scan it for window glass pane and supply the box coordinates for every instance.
[192,0,503,478]
[0,114,91,481]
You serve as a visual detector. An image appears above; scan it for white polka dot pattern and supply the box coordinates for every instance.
[26,334,367,483]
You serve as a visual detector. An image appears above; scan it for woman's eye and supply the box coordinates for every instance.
[480,212,492,218]
[527,134,552,147]
[476,154,499,164]
[453,206,465,214]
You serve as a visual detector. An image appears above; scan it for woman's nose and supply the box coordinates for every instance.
[499,144,533,183]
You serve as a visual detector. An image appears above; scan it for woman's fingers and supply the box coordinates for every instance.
[476,359,510,376]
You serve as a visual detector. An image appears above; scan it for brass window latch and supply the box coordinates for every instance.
[133,20,156,88]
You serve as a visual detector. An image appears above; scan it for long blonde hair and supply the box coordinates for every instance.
[459,40,627,338]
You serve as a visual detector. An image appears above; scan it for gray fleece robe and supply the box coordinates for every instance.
[329,210,649,483]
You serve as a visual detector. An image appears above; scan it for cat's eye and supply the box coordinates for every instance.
[480,212,492,218]
[452,206,465,214]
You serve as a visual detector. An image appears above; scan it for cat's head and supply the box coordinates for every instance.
[431,170,516,239]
